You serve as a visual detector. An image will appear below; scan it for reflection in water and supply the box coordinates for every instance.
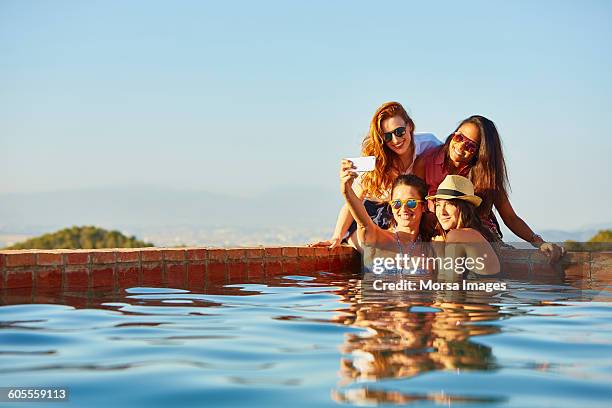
[331,276,504,404]
[0,260,610,408]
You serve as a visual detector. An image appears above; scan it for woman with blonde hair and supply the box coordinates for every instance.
[316,102,440,251]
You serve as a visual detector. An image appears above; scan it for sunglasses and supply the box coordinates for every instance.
[388,198,424,210]
[451,132,479,154]
[382,126,406,143]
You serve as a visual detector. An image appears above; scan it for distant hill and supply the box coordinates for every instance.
[564,229,612,251]
[4,225,153,250]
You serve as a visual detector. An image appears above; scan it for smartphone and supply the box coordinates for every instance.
[345,156,375,172]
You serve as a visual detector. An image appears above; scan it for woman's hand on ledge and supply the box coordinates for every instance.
[539,242,565,263]
[309,236,343,249]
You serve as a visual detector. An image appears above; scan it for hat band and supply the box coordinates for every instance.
[435,188,469,197]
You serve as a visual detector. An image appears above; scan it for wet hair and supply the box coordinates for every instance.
[391,174,427,200]
[388,174,432,241]
[442,115,510,217]
[434,198,497,242]
[360,102,416,199]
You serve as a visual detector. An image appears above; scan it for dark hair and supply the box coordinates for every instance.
[434,198,497,242]
[442,115,510,217]
[389,174,432,241]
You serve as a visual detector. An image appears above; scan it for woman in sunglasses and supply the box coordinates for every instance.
[340,162,432,268]
[316,101,440,251]
[414,115,563,261]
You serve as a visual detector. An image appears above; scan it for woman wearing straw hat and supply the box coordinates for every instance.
[426,175,500,276]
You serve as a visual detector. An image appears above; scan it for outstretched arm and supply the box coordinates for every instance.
[340,160,382,248]
[495,194,563,261]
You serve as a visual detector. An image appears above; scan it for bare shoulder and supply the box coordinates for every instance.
[445,228,487,243]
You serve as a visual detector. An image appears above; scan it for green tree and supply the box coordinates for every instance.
[564,229,612,251]
[5,225,154,250]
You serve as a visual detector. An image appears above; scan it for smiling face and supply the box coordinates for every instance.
[390,184,424,229]
[434,199,460,230]
[449,122,481,166]
[381,115,412,157]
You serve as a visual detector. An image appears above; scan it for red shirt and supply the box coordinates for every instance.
[421,145,500,238]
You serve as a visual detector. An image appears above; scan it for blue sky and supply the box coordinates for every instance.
[1,0,611,230]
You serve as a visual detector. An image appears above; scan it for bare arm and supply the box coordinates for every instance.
[445,229,500,275]
[340,160,383,248]
[330,182,365,246]
[495,194,563,261]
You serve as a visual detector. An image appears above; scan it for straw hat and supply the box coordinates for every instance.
[426,175,482,207]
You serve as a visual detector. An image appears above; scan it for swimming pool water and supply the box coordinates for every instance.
[0,270,611,407]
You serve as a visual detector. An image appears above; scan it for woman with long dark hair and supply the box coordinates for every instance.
[414,115,563,261]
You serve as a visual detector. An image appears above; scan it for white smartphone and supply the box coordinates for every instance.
[345,156,376,172]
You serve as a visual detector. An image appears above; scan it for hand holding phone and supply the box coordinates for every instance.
[344,156,375,172]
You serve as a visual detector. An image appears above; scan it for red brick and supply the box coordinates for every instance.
[187,263,206,288]
[117,265,139,288]
[315,256,330,271]
[65,266,89,288]
[142,264,163,286]
[163,249,186,262]
[228,262,248,283]
[298,247,315,257]
[91,251,116,264]
[591,264,612,283]
[499,248,534,261]
[282,247,299,257]
[264,247,283,258]
[91,266,114,288]
[141,249,163,262]
[5,252,36,267]
[62,294,88,308]
[282,258,299,274]
[5,270,33,288]
[531,263,563,278]
[299,258,317,273]
[247,261,265,279]
[501,261,530,280]
[562,251,590,265]
[246,248,264,259]
[33,292,62,303]
[64,251,90,265]
[208,249,227,262]
[564,262,590,278]
[186,248,207,261]
[37,268,62,289]
[0,270,4,290]
[329,256,344,271]
[530,250,555,264]
[227,249,245,260]
[264,260,283,275]
[166,264,186,288]
[207,262,227,286]
[314,247,330,257]
[0,253,5,269]
[37,252,63,266]
[591,252,612,267]
[116,250,140,263]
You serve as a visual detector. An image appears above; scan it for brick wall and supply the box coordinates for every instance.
[0,246,609,291]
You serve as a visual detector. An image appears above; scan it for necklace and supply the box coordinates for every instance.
[393,230,420,274]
